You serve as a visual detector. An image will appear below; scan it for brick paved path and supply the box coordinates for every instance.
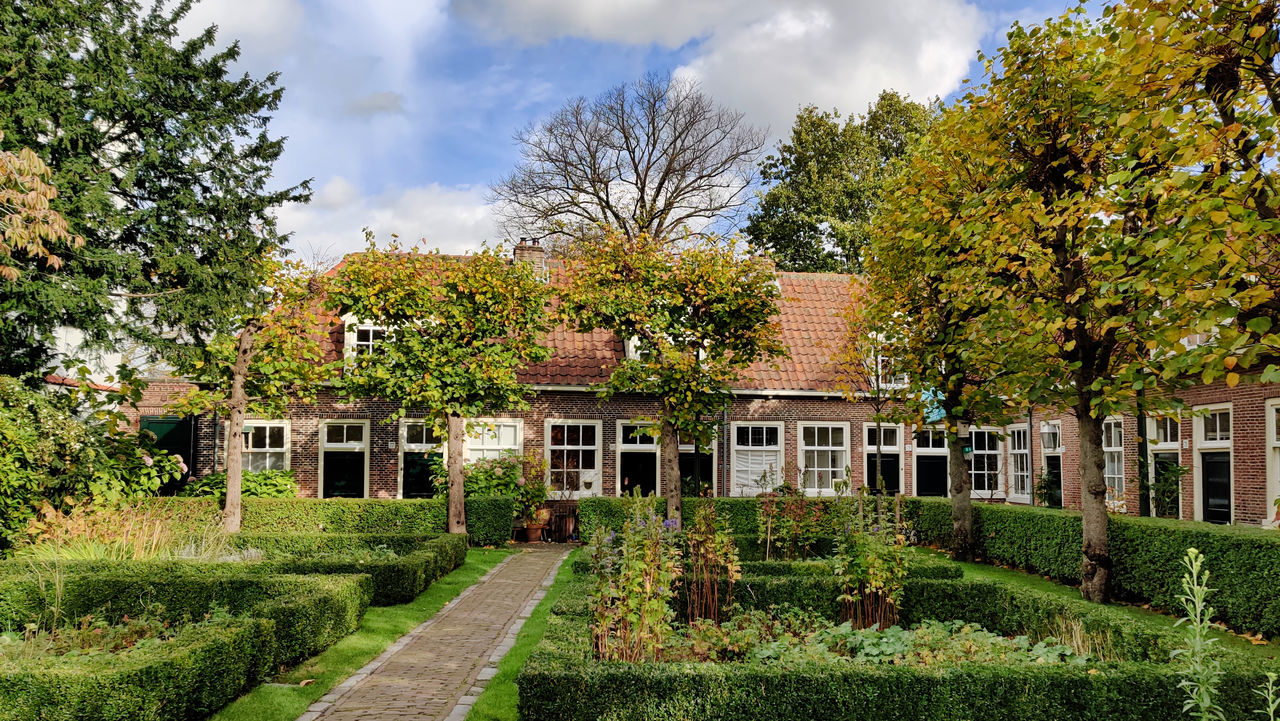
[300,546,569,721]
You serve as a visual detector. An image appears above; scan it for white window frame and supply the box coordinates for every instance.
[969,427,1003,499]
[1192,403,1233,522]
[465,418,524,462]
[797,422,850,497]
[343,317,388,360]
[1102,417,1125,505]
[616,420,663,497]
[872,353,908,390]
[225,419,291,472]
[398,418,444,499]
[862,422,904,493]
[729,421,784,497]
[1147,414,1183,519]
[1008,424,1032,504]
[1268,399,1280,527]
[319,419,370,499]
[911,426,949,498]
[678,432,718,498]
[545,419,603,499]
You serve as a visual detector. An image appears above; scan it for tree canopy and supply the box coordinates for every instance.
[746,91,934,273]
[326,240,554,533]
[559,232,785,526]
[0,0,309,376]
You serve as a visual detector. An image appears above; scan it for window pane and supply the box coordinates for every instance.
[346,424,363,443]
[566,425,580,446]
[867,427,878,447]
[751,427,763,446]
[803,426,815,446]
[831,426,844,447]
[268,425,284,449]
[765,427,778,446]
[582,424,596,447]
[267,451,286,470]
[326,424,344,444]
[500,425,517,446]
[550,449,565,471]
[407,423,424,446]
[550,424,565,445]
[882,428,898,447]
[581,450,596,470]
[736,427,749,446]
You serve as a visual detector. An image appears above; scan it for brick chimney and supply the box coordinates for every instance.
[512,237,546,275]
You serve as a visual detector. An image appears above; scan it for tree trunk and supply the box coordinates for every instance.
[873,418,884,494]
[948,434,973,562]
[1078,411,1110,602]
[223,320,260,534]
[661,421,682,530]
[447,413,467,536]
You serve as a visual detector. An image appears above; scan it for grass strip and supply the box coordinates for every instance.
[465,547,581,721]
[211,547,514,721]
[908,547,1280,662]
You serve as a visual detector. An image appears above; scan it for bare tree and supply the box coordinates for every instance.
[491,73,766,250]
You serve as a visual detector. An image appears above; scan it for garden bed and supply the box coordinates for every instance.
[519,577,1270,721]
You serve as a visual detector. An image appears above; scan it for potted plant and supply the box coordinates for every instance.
[517,451,550,542]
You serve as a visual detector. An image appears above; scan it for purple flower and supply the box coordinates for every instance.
[662,519,677,529]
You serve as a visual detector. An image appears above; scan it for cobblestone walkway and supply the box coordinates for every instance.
[300,546,569,721]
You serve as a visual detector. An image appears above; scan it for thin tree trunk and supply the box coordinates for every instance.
[1079,411,1110,602]
[447,413,467,536]
[661,420,682,530]
[874,417,883,494]
[223,320,260,534]
[948,432,973,562]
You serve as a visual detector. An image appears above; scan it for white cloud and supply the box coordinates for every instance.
[452,0,986,139]
[675,1,986,136]
[277,177,499,263]
[450,0,761,47]
[344,91,407,117]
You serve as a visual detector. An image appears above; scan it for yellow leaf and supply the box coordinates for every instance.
[1224,356,1237,370]
[1226,372,1240,388]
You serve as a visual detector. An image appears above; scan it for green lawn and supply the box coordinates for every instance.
[466,547,581,721]
[910,547,1280,663]
[212,547,514,721]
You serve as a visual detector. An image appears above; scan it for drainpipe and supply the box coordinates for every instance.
[721,407,729,497]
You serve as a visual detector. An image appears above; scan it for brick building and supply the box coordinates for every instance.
[131,243,1280,527]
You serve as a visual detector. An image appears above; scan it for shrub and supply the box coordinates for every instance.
[577,496,664,539]
[178,469,298,500]
[463,454,522,497]
[518,580,1269,721]
[230,532,442,557]
[142,496,515,546]
[0,618,272,721]
[902,498,1280,638]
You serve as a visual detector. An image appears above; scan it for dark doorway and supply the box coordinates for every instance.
[619,452,658,497]
[1042,455,1063,508]
[402,451,441,498]
[866,454,900,495]
[141,415,193,492]
[679,450,714,497]
[1201,452,1231,524]
[1152,452,1182,518]
[323,451,366,498]
[915,456,947,497]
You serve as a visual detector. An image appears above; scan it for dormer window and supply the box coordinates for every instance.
[873,353,908,390]
[347,323,387,357]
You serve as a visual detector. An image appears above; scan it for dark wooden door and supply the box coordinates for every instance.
[323,451,365,498]
[866,453,900,495]
[915,456,947,497]
[619,452,658,497]
[402,451,441,498]
[1201,451,1231,524]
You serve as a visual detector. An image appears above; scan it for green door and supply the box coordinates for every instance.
[402,451,442,498]
[140,415,193,486]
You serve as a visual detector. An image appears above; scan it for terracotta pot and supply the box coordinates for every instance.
[524,524,547,543]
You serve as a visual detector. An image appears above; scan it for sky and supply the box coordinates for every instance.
[179,0,1075,263]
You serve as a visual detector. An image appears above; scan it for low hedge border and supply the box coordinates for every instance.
[905,498,1280,638]
[271,534,467,605]
[0,570,372,668]
[140,496,516,546]
[568,554,961,581]
[231,531,443,556]
[0,618,273,721]
[519,579,1269,721]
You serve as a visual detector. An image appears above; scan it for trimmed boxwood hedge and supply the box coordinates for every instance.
[141,496,516,546]
[0,570,372,667]
[0,618,273,721]
[270,534,467,605]
[519,578,1269,721]
[903,498,1280,638]
[231,531,443,556]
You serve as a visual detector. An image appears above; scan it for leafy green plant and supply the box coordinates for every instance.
[178,469,298,501]
[1174,547,1225,721]
[516,450,550,523]
[588,491,682,662]
[462,454,522,497]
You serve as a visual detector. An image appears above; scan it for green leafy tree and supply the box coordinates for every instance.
[953,13,1226,601]
[852,108,1023,561]
[746,92,934,273]
[169,258,335,532]
[560,232,786,528]
[326,240,554,535]
[1105,0,1280,385]
[0,0,309,375]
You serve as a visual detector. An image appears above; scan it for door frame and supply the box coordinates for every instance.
[398,417,445,499]
[318,419,371,499]
[910,425,948,498]
[862,421,904,494]
[1192,403,1233,523]
[615,420,661,497]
